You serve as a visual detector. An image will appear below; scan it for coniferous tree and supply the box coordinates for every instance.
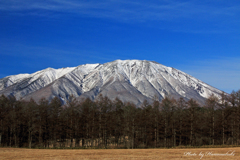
[187,99,199,146]
[36,98,49,147]
[152,98,160,148]
[204,94,219,145]
[227,91,237,145]
[140,100,153,148]
[21,98,37,148]
[96,95,112,148]
[6,96,18,147]
[64,95,79,147]
[160,97,175,147]
[48,97,62,147]
[236,90,240,145]
[0,95,10,146]
[123,102,137,149]
[177,97,187,146]
[112,98,124,147]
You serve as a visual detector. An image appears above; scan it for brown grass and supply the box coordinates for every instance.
[0,147,239,160]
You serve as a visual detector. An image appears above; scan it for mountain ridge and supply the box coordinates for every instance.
[0,60,223,105]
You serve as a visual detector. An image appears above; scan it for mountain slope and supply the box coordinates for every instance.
[0,60,222,105]
[0,67,76,100]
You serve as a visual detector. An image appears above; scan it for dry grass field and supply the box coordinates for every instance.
[0,147,239,160]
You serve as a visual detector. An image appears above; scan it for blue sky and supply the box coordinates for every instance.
[0,0,240,93]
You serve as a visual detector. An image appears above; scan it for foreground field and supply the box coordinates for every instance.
[0,147,238,160]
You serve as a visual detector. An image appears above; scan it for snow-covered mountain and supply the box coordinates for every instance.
[0,60,223,105]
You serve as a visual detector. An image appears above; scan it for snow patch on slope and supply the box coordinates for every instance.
[6,74,30,86]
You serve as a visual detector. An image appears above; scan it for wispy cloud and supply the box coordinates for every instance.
[1,0,239,23]
[178,57,240,93]
[1,0,239,35]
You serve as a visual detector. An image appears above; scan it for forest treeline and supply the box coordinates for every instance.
[0,90,240,149]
